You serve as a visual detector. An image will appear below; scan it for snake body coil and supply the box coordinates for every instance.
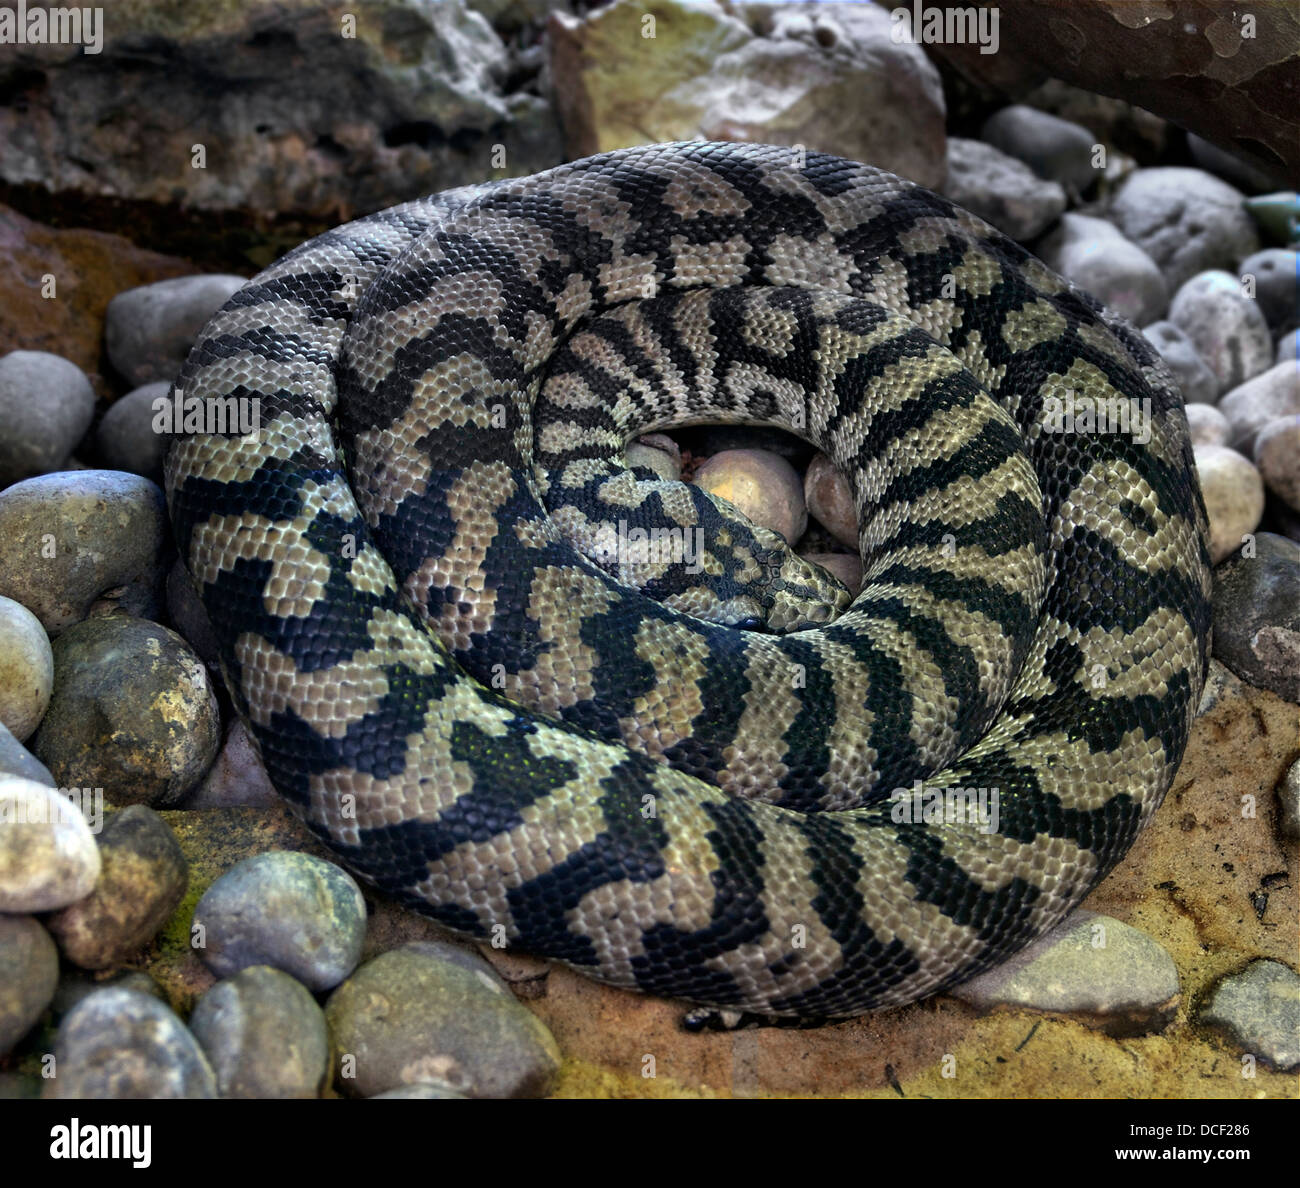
[166,142,1211,1017]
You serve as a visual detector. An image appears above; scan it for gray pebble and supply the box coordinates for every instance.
[165,558,221,668]
[0,470,167,635]
[45,805,188,970]
[193,851,366,992]
[1279,759,1300,841]
[1141,320,1219,406]
[1238,249,1298,331]
[369,1082,467,1099]
[29,615,220,808]
[1254,416,1300,513]
[1277,328,1299,366]
[0,776,100,912]
[952,910,1179,1036]
[1195,445,1264,565]
[1109,168,1261,293]
[0,594,53,742]
[52,969,165,1018]
[1183,403,1230,447]
[0,351,96,486]
[1039,213,1168,326]
[325,944,561,1098]
[43,987,217,1099]
[1168,271,1274,397]
[189,965,330,1098]
[0,915,59,1055]
[942,137,1065,240]
[1218,361,1300,457]
[185,718,279,809]
[1201,960,1300,1072]
[93,381,172,481]
[980,104,1098,194]
[105,274,248,387]
[1211,532,1300,702]
[0,720,55,785]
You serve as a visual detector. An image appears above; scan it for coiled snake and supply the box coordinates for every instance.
[166,142,1211,1017]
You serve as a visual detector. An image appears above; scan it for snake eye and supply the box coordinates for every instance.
[734,616,767,632]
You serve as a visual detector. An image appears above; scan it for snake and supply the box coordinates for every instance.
[165,141,1211,1018]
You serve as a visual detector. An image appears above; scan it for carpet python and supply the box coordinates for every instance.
[165,141,1211,1017]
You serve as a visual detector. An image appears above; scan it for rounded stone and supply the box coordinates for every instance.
[189,965,330,1099]
[105,274,248,387]
[192,851,366,992]
[1210,532,1300,702]
[1183,403,1230,447]
[1218,362,1300,457]
[44,805,189,970]
[1169,271,1274,397]
[43,987,217,1099]
[803,453,858,549]
[0,915,59,1056]
[1201,960,1299,1072]
[185,718,279,809]
[1039,213,1168,326]
[1141,319,1218,406]
[0,470,167,635]
[29,615,220,808]
[0,720,55,785]
[942,137,1066,240]
[1238,248,1298,330]
[1278,758,1299,842]
[693,449,806,545]
[325,944,561,1098]
[0,351,96,486]
[800,551,862,597]
[1277,327,1299,366]
[980,104,1099,194]
[0,594,53,742]
[93,381,172,481]
[0,776,101,912]
[1194,445,1265,564]
[1254,416,1300,513]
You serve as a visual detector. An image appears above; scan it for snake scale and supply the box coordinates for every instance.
[166,142,1211,1018]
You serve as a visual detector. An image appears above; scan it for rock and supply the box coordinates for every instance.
[548,0,945,189]
[0,1,562,223]
[1109,169,1260,293]
[44,805,188,971]
[1279,758,1300,842]
[325,944,561,1098]
[51,969,165,1019]
[189,965,330,1098]
[979,104,1098,194]
[29,615,220,808]
[941,138,1066,241]
[1187,132,1276,194]
[94,382,172,481]
[1244,191,1300,246]
[193,851,366,992]
[692,449,806,545]
[105,276,248,388]
[0,595,53,742]
[0,915,59,1056]
[1254,417,1300,513]
[1183,404,1230,448]
[0,202,197,398]
[1194,445,1265,566]
[1211,532,1300,702]
[1141,320,1219,406]
[164,558,220,669]
[0,721,54,785]
[1039,214,1168,326]
[625,435,682,483]
[0,351,96,486]
[43,987,217,1099]
[952,911,1179,1036]
[0,777,101,912]
[1278,328,1299,366]
[0,470,167,635]
[370,1082,467,1099]
[800,552,862,597]
[1238,249,1299,331]
[1218,362,1300,457]
[803,453,857,549]
[1200,960,1300,1072]
[185,719,279,810]
[1168,271,1274,398]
